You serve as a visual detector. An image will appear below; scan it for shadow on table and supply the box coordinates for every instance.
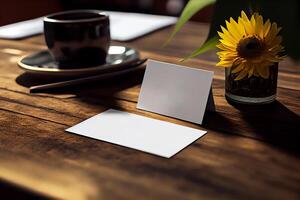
[15,67,145,98]
[16,71,300,155]
[204,100,300,155]
[0,179,52,200]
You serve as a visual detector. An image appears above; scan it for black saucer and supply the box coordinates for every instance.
[17,45,140,78]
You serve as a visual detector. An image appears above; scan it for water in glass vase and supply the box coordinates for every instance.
[225,63,278,105]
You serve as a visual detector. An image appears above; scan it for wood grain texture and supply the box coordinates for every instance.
[0,22,300,200]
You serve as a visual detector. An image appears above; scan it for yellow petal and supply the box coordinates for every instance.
[220,26,239,43]
[220,39,236,48]
[263,19,271,37]
[238,17,250,36]
[256,66,270,79]
[235,68,249,80]
[217,51,237,58]
[218,31,237,45]
[230,17,245,36]
[220,26,236,41]
[216,43,236,52]
[250,15,256,32]
[255,14,264,38]
[241,11,250,23]
[247,64,255,78]
[216,59,234,67]
[240,11,253,35]
[265,22,279,45]
[231,63,244,73]
[226,20,242,41]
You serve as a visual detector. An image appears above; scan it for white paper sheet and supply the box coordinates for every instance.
[0,11,176,41]
[137,60,214,125]
[0,17,44,39]
[66,109,206,158]
[106,11,176,41]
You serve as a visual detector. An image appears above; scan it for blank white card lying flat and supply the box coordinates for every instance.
[66,109,206,158]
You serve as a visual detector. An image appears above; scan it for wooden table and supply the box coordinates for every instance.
[0,22,300,200]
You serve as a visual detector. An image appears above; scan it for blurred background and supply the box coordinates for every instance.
[0,0,214,26]
[0,0,299,58]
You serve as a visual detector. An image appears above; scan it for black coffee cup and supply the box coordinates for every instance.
[44,10,110,68]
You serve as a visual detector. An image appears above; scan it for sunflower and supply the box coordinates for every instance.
[216,11,284,80]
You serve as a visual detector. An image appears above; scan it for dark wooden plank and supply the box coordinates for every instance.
[1,72,300,153]
[0,83,300,198]
[0,21,300,200]
[1,104,300,200]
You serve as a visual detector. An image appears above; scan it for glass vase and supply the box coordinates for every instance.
[225,63,278,105]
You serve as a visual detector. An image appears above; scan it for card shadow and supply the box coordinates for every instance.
[203,100,300,156]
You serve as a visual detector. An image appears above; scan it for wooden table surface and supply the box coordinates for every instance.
[0,22,300,200]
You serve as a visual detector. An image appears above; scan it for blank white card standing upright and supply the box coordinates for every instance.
[66,109,206,158]
[137,60,214,124]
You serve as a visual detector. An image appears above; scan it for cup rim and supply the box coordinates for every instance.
[44,9,109,23]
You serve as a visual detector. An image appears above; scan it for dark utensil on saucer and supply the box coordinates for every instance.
[44,10,110,68]
[29,59,147,93]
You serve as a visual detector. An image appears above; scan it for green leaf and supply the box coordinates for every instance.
[164,0,216,46]
[181,35,219,62]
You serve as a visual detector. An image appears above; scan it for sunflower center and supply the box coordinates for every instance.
[237,37,264,59]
